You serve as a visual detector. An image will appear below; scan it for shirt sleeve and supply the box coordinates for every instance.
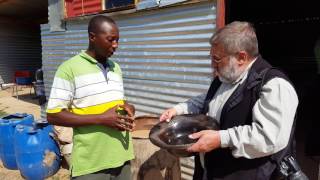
[219,77,298,159]
[46,64,75,114]
[174,93,207,115]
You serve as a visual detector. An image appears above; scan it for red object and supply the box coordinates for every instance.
[14,71,31,83]
[12,71,33,99]
[217,0,225,29]
[65,0,102,18]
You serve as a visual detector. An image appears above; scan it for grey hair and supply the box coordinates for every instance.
[210,21,259,57]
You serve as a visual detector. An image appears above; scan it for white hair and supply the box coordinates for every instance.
[210,21,259,57]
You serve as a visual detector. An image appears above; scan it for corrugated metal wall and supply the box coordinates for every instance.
[0,22,42,83]
[42,0,216,114]
[42,1,216,178]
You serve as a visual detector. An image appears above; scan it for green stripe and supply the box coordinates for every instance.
[55,51,122,81]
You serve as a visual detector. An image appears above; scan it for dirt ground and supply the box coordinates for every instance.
[0,87,70,180]
[0,87,182,180]
[0,87,40,119]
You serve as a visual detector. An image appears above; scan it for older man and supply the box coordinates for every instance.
[160,21,299,180]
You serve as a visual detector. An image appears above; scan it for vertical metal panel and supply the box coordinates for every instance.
[40,24,66,119]
[48,0,66,31]
[65,0,102,18]
[0,23,42,83]
[41,1,216,178]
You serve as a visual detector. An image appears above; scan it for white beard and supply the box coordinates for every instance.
[217,56,244,83]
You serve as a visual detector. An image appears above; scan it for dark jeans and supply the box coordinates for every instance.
[72,161,131,180]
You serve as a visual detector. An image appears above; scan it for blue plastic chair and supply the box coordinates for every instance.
[13,77,33,99]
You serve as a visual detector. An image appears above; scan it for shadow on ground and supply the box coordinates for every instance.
[11,89,40,106]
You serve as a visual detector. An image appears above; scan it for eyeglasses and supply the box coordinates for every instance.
[210,54,230,63]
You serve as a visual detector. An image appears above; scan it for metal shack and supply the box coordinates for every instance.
[0,0,47,85]
[42,0,320,179]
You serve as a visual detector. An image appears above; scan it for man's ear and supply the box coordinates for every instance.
[237,51,248,64]
[89,32,95,42]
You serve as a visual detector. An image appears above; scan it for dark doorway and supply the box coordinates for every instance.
[226,0,320,179]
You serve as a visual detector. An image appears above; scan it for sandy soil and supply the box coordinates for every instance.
[0,87,40,119]
[0,87,70,180]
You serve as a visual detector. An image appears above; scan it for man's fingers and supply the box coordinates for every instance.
[159,114,167,122]
[119,104,134,117]
[118,116,135,129]
[127,104,135,116]
[116,120,134,131]
[159,116,170,122]
[165,113,173,122]
[188,131,203,139]
[159,110,173,122]
[187,132,203,152]
[118,115,134,122]
[116,124,131,131]
[187,142,201,152]
[119,119,134,128]
[122,103,136,117]
[131,122,136,130]
[159,112,168,122]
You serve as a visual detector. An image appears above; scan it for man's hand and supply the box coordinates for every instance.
[187,130,221,153]
[120,102,135,117]
[159,108,177,122]
[101,105,135,131]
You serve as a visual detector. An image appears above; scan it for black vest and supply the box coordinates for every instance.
[193,56,296,180]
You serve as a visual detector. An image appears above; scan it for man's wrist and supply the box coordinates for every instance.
[173,105,184,115]
[219,130,231,148]
[93,114,106,126]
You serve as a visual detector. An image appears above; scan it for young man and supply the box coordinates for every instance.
[47,15,135,180]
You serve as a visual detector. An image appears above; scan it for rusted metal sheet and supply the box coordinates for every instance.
[65,0,102,18]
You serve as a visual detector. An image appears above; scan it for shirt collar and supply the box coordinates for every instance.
[79,50,98,64]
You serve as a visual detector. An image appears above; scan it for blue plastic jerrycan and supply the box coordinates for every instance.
[14,122,61,180]
[0,113,34,169]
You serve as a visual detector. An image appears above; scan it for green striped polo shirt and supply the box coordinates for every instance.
[46,51,134,177]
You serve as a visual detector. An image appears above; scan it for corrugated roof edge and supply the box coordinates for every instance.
[63,0,212,21]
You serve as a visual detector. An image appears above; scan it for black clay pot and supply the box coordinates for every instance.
[149,114,219,157]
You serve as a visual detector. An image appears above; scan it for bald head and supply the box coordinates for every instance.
[88,15,117,34]
[87,15,119,61]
